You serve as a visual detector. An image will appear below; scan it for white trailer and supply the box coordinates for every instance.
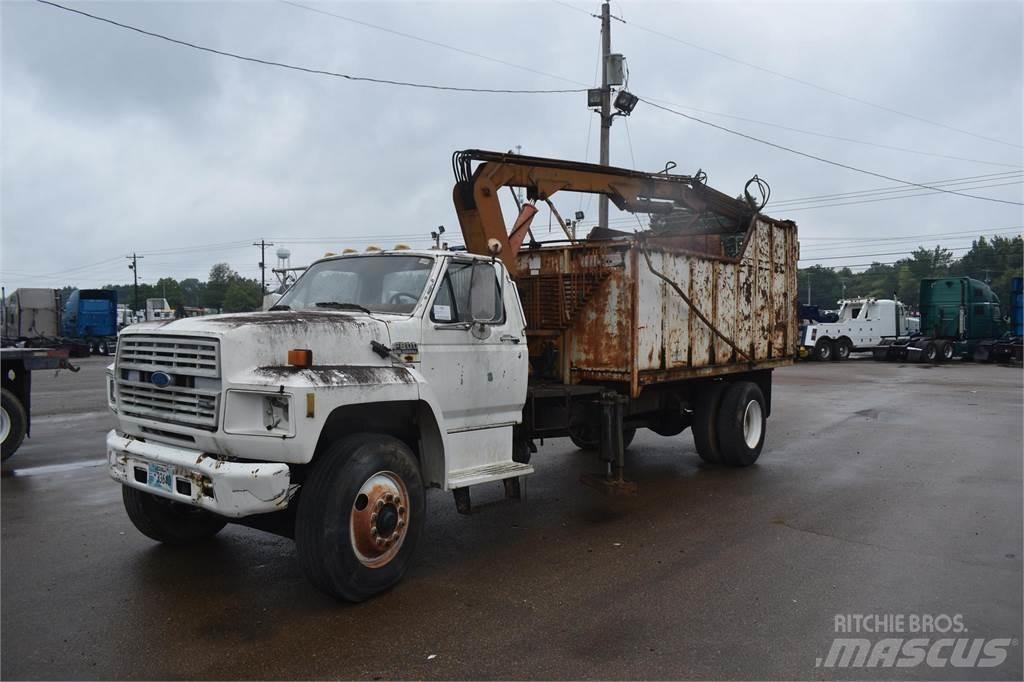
[801,298,919,361]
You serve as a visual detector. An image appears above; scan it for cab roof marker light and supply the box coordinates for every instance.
[288,349,312,368]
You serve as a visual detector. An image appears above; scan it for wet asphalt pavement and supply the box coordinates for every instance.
[2,356,1022,680]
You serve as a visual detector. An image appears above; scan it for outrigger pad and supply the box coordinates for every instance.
[579,472,638,497]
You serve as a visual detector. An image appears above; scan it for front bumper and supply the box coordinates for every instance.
[106,430,293,518]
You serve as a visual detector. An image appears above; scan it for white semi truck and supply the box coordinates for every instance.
[105,151,800,600]
[801,297,919,361]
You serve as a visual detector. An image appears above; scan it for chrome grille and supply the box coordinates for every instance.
[116,335,221,430]
[117,380,219,429]
[118,335,219,377]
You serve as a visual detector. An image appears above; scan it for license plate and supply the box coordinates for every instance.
[146,462,173,493]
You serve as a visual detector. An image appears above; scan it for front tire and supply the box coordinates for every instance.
[716,381,767,467]
[122,486,227,544]
[1,388,28,462]
[295,433,424,602]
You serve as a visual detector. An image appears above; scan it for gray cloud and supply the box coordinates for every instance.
[2,0,1021,291]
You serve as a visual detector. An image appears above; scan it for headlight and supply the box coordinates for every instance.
[223,391,293,437]
[106,371,117,412]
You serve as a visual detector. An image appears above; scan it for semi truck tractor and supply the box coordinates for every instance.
[105,150,799,600]
[62,289,119,355]
[873,277,1020,363]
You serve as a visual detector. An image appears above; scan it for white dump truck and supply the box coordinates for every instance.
[801,297,919,361]
[106,151,799,600]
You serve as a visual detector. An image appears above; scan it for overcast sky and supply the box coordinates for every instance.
[2,0,1022,292]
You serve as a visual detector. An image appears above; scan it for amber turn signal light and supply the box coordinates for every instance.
[288,349,313,368]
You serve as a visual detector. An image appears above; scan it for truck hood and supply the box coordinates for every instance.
[120,311,393,375]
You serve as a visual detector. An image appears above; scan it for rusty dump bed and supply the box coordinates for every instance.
[515,216,799,397]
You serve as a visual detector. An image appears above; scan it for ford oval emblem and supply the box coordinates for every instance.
[150,371,172,388]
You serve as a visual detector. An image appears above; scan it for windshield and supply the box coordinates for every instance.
[277,255,435,314]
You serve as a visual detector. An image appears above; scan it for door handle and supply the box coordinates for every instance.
[500,335,521,344]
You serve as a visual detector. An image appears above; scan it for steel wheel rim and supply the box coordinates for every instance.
[0,405,10,443]
[350,470,409,568]
[742,400,763,449]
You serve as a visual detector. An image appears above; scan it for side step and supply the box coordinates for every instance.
[447,461,533,489]
[449,461,533,515]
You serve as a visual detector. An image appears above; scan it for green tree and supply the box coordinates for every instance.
[204,263,236,310]
[222,278,263,313]
[178,278,206,307]
[154,277,182,308]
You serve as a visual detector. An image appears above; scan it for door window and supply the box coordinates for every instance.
[430,260,505,323]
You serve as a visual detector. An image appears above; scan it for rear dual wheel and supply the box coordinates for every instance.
[832,337,852,361]
[692,381,766,467]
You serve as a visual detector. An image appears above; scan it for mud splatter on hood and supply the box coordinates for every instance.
[119,310,393,377]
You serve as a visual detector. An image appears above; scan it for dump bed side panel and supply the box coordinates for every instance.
[516,217,798,394]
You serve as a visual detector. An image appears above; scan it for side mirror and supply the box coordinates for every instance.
[469,262,498,323]
[263,293,282,311]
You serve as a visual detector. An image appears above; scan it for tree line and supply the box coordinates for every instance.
[61,263,265,313]
[798,235,1022,311]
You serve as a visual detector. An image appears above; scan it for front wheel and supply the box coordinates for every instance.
[716,382,767,467]
[295,433,424,602]
[122,486,227,544]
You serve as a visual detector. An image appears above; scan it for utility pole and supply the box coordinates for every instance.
[253,239,274,293]
[806,271,812,305]
[598,0,611,231]
[126,253,144,313]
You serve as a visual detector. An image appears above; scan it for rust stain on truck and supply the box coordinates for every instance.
[513,218,798,398]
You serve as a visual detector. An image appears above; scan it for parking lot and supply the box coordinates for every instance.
[2,356,1021,680]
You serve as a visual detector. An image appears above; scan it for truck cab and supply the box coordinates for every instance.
[107,250,529,600]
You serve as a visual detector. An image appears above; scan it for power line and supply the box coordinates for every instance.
[637,95,1022,169]
[607,16,1023,149]
[638,97,1024,206]
[799,226,1023,245]
[549,0,597,17]
[799,228,1022,252]
[277,0,588,87]
[802,246,976,262]
[781,180,1023,212]
[771,171,1023,206]
[34,0,587,95]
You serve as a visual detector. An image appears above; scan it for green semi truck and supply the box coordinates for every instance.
[873,276,1022,363]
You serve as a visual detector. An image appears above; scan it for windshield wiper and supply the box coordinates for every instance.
[268,304,291,311]
[315,301,372,313]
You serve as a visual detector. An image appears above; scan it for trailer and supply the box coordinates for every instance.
[1,346,78,460]
[2,288,63,346]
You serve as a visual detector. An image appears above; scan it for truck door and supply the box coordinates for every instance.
[419,258,527,433]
